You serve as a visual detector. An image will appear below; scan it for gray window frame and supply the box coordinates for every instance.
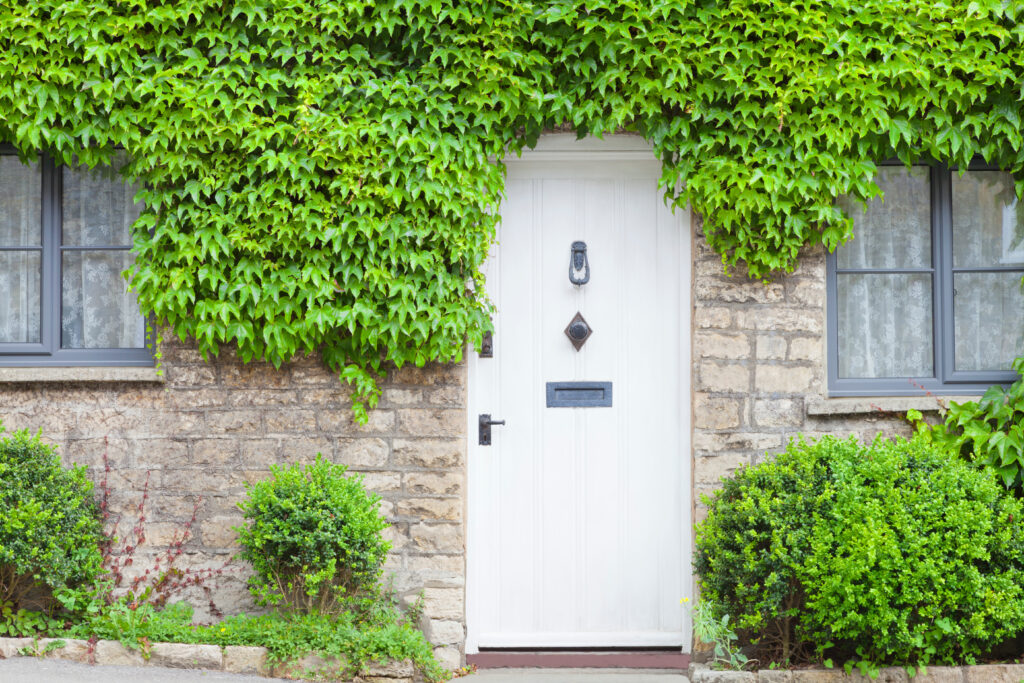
[827,159,1022,396]
[0,145,153,367]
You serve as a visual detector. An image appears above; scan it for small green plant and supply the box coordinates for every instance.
[910,356,1024,491]
[0,424,104,624]
[696,434,1024,670]
[0,602,65,637]
[235,455,391,614]
[686,597,751,671]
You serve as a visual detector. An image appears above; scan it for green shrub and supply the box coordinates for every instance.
[236,455,391,614]
[696,434,1024,668]
[912,356,1024,491]
[0,424,104,615]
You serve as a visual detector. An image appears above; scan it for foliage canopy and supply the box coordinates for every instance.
[3,0,1024,410]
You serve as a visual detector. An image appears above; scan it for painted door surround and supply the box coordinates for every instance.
[466,134,693,653]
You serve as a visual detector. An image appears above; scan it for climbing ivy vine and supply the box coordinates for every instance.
[2,0,1023,416]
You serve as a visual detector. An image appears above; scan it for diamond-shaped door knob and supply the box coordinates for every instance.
[564,312,592,351]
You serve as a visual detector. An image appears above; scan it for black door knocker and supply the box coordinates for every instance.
[568,241,590,286]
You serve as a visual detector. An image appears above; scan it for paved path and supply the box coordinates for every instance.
[0,658,690,682]
[0,657,292,682]
[468,669,688,682]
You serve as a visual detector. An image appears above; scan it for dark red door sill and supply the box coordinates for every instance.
[466,651,690,669]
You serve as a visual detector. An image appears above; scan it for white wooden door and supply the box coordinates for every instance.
[466,135,692,652]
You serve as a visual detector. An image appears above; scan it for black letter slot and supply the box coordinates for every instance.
[545,381,613,408]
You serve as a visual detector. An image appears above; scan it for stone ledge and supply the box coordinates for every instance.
[690,662,1024,683]
[806,395,980,417]
[0,637,416,682]
[0,366,163,383]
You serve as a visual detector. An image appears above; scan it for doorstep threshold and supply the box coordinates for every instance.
[467,650,690,669]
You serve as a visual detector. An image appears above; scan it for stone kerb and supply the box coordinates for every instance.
[0,637,418,682]
[690,663,1024,683]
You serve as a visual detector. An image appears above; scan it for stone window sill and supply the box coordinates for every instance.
[0,367,164,383]
[806,395,981,416]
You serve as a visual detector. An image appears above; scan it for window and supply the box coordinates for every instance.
[0,147,151,366]
[827,161,1024,395]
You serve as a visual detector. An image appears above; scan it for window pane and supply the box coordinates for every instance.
[954,272,1024,372]
[0,156,41,246]
[837,273,933,378]
[62,153,141,246]
[61,251,145,349]
[952,171,1024,267]
[836,166,931,269]
[0,252,41,342]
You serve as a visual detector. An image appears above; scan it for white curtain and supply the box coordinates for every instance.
[0,157,41,343]
[60,155,145,349]
[952,172,1024,373]
[836,166,933,378]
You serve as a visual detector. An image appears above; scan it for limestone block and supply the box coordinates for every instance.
[787,278,826,306]
[319,409,396,435]
[756,335,787,360]
[239,438,283,467]
[695,332,752,360]
[753,399,802,428]
[693,432,783,453]
[426,619,464,645]
[410,523,463,553]
[336,438,391,467]
[405,472,464,495]
[222,645,270,675]
[358,471,402,492]
[148,642,222,669]
[755,365,815,393]
[93,640,145,667]
[736,308,823,334]
[912,667,963,683]
[0,637,35,658]
[264,410,318,433]
[432,645,462,671]
[693,394,742,430]
[694,454,749,485]
[40,638,90,663]
[758,671,792,683]
[698,276,786,304]
[694,306,733,329]
[691,669,755,683]
[788,337,823,362]
[426,384,464,407]
[396,409,465,438]
[392,439,464,468]
[963,664,1024,683]
[383,388,424,406]
[422,586,465,620]
[697,361,750,393]
[364,658,416,677]
[396,497,462,521]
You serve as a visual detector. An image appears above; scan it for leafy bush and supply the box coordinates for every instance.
[0,424,104,616]
[236,455,391,614]
[696,434,1024,668]
[912,356,1024,491]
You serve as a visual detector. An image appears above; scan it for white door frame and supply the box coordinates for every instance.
[465,133,693,654]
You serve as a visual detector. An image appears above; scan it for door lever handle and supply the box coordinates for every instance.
[479,413,506,446]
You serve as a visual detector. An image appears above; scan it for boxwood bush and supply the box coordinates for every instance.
[236,455,391,615]
[0,424,104,614]
[696,434,1024,668]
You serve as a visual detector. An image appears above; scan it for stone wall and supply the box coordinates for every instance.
[690,225,914,510]
[0,335,466,669]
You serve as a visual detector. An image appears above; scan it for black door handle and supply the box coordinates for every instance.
[479,413,506,446]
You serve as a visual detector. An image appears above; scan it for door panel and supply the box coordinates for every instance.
[467,135,692,651]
